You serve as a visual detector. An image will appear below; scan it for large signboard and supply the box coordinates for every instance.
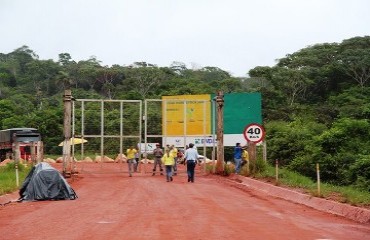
[221,92,262,134]
[162,93,262,147]
[162,95,211,136]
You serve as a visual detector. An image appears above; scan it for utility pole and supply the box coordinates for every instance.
[215,91,224,174]
[62,89,72,177]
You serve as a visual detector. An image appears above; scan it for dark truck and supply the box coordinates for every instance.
[0,128,41,161]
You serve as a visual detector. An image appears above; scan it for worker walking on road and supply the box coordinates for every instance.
[152,143,164,176]
[134,147,140,172]
[162,148,175,182]
[184,143,198,183]
[126,146,137,177]
[170,145,178,175]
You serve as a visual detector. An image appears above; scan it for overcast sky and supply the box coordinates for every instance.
[1,0,369,77]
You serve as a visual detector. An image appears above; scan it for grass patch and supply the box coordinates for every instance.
[248,163,370,208]
[0,162,32,195]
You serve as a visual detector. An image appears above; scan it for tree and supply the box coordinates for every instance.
[56,71,74,89]
[337,36,370,89]
[58,53,75,66]
[217,78,242,93]
[0,99,15,128]
[96,66,124,99]
[25,60,61,105]
[169,61,188,76]
[5,45,38,78]
[276,43,343,102]
[124,65,165,99]
[328,87,370,119]
[271,68,312,106]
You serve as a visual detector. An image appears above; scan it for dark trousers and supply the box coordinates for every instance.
[153,157,163,172]
[186,161,196,182]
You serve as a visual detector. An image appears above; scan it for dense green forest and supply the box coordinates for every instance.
[1,36,369,191]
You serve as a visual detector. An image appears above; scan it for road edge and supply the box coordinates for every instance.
[214,174,370,224]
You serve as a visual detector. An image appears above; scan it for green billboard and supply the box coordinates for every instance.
[212,92,262,134]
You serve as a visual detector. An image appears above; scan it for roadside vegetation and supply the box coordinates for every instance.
[235,160,370,208]
[216,146,370,208]
[0,163,31,195]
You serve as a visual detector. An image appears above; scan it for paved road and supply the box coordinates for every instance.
[0,163,369,240]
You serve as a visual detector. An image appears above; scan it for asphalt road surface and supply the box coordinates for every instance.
[0,163,369,240]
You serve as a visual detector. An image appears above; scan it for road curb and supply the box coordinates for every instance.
[220,175,370,224]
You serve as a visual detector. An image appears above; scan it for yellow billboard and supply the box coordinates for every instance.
[162,95,211,136]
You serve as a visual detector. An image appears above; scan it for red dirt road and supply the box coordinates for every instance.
[1,163,369,240]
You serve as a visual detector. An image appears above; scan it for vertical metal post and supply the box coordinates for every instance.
[62,89,72,176]
[263,141,267,162]
[215,91,224,174]
[212,97,216,173]
[120,101,123,166]
[144,100,148,173]
[14,142,20,186]
[316,163,321,196]
[275,159,279,183]
[138,100,143,173]
[143,99,148,173]
[203,101,207,172]
[164,100,167,146]
[81,101,85,160]
[100,100,104,166]
[182,100,186,148]
[72,100,76,173]
[183,101,187,147]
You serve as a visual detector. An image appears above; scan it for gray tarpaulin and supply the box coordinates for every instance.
[19,162,77,201]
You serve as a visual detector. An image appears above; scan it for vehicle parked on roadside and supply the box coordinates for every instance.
[0,128,41,161]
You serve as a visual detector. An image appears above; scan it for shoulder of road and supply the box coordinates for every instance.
[216,174,370,224]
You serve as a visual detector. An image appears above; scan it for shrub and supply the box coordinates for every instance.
[0,162,31,195]
[224,163,235,176]
[349,155,370,191]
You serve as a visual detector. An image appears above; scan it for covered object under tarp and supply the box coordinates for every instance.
[19,162,77,201]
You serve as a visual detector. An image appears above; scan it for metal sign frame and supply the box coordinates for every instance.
[72,99,142,172]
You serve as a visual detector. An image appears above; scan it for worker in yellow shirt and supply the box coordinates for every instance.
[162,148,175,182]
[126,146,137,177]
[170,145,178,175]
[242,146,249,174]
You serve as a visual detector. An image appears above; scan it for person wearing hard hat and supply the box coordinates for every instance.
[152,143,164,176]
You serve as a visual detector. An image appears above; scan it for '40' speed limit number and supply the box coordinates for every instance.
[243,123,265,143]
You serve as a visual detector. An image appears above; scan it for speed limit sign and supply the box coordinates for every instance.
[243,123,265,143]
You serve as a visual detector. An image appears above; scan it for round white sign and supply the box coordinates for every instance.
[243,123,265,143]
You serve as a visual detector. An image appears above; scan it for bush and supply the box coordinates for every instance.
[224,163,235,176]
[0,162,31,195]
[265,119,326,166]
[349,155,370,191]
[241,159,268,177]
[3,162,26,172]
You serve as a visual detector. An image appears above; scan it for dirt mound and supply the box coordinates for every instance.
[114,153,127,163]
[0,159,13,166]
